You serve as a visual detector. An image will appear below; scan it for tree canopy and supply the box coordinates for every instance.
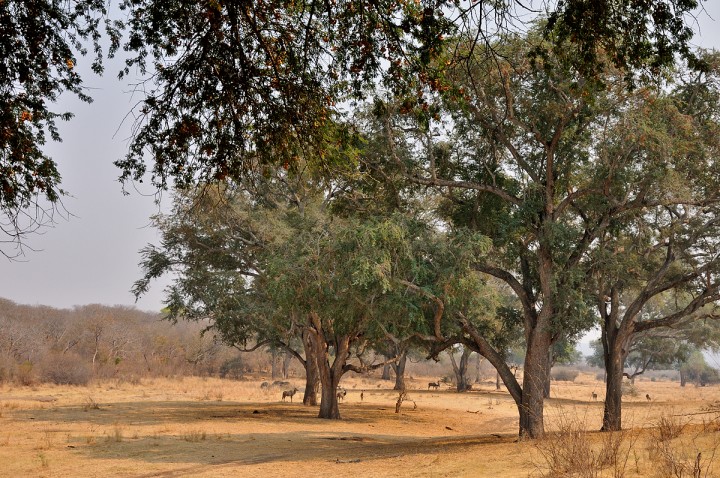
[0,0,120,256]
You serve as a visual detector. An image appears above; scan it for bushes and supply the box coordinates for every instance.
[552,368,580,382]
[40,353,92,386]
[219,356,245,379]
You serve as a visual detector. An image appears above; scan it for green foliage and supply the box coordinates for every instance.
[679,350,720,385]
[545,0,702,84]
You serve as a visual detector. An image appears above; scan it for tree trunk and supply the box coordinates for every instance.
[496,372,501,390]
[475,353,482,383]
[449,347,472,392]
[680,370,686,387]
[282,351,292,379]
[543,373,551,398]
[602,342,625,432]
[318,373,342,418]
[392,350,407,391]
[519,329,551,438]
[270,349,279,379]
[306,315,350,419]
[381,363,391,381]
[302,329,320,406]
[601,319,626,431]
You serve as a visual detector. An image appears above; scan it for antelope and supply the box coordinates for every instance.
[646,394,651,401]
[282,388,299,402]
[336,389,347,401]
[428,382,440,391]
[591,391,597,401]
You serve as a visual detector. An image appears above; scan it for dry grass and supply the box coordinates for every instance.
[0,374,719,477]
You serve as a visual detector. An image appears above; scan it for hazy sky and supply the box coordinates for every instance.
[2,5,720,313]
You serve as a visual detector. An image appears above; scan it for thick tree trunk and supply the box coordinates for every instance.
[602,349,624,431]
[318,374,342,418]
[519,329,551,438]
[301,330,320,406]
[449,347,472,391]
[392,351,407,391]
[306,314,350,419]
[496,372,501,390]
[680,370,687,387]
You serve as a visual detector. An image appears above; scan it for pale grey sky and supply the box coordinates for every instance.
[1,4,719,313]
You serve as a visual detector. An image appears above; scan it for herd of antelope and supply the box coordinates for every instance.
[271,381,654,405]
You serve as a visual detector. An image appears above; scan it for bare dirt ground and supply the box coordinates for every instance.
[1,373,719,477]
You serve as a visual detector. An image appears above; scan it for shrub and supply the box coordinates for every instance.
[40,353,91,386]
[552,368,580,382]
[16,360,36,386]
[219,356,245,379]
[621,382,638,397]
[533,415,634,478]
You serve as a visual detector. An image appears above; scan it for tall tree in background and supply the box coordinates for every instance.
[132,176,328,405]
[588,53,720,431]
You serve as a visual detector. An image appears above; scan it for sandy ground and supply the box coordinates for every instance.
[1,373,719,477]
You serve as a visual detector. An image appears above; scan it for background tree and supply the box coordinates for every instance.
[679,349,720,386]
[586,53,720,430]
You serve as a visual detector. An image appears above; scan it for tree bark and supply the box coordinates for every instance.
[306,314,350,419]
[301,329,320,406]
[519,327,552,438]
[392,350,408,391]
[449,347,472,391]
[602,346,624,431]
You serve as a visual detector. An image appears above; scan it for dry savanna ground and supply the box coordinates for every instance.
[1,373,720,477]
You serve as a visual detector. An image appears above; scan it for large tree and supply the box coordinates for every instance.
[587,52,720,431]
[132,178,327,406]
[372,26,720,437]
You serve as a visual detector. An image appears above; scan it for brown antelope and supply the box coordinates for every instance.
[336,389,347,401]
[282,388,298,402]
[428,382,440,391]
[646,393,651,401]
[591,391,597,401]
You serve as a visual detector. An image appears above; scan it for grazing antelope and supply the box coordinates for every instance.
[336,389,347,401]
[428,382,440,391]
[282,388,298,402]
[646,393,651,401]
[591,391,597,401]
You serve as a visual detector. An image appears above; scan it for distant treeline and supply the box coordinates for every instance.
[0,298,275,385]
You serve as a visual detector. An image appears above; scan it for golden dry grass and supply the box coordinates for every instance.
[0,373,719,477]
